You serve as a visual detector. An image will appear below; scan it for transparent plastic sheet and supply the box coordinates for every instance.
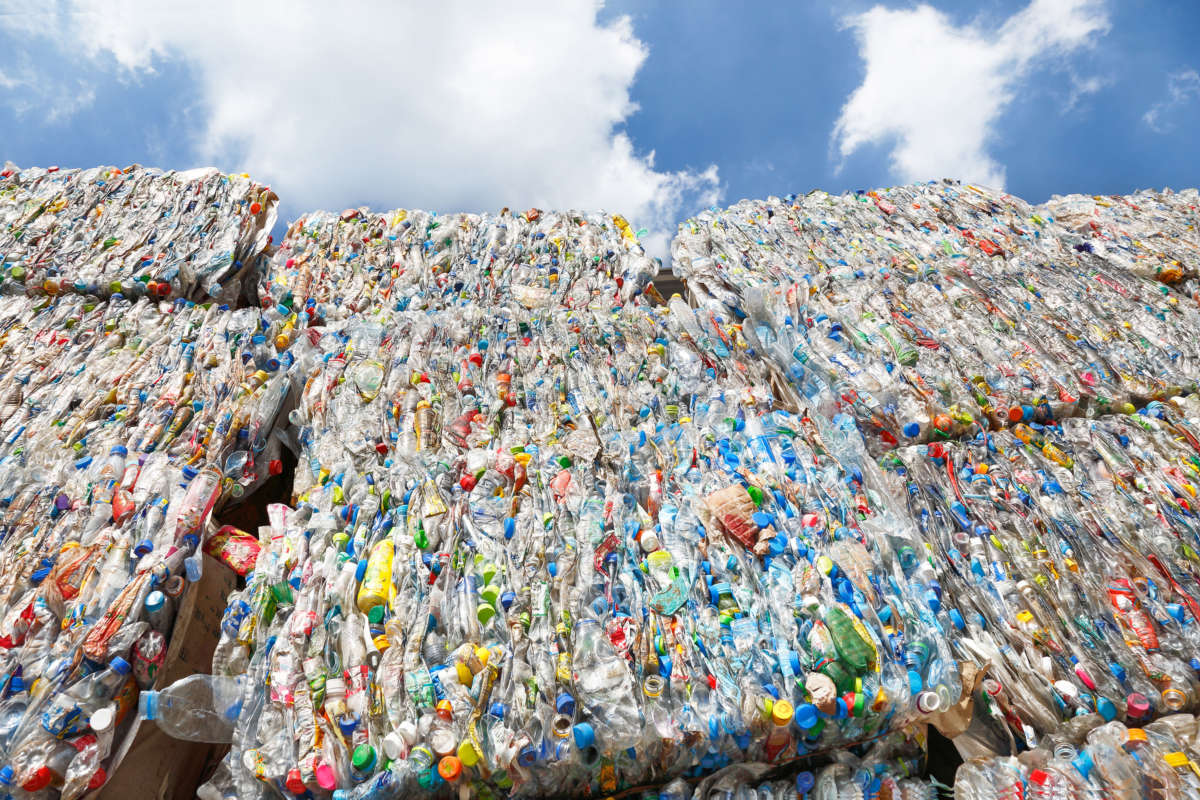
[201,208,961,798]
[0,290,295,797]
[0,163,278,304]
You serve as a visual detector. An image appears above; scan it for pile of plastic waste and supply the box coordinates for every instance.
[0,163,277,303]
[1042,188,1200,289]
[954,711,1200,798]
[673,181,1200,453]
[0,291,292,798]
[192,207,961,799]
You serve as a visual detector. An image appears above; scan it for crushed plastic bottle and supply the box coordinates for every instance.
[0,163,277,303]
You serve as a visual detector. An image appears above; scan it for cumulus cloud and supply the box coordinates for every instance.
[833,0,1109,188]
[1143,69,1200,133]
[0,0,718,256]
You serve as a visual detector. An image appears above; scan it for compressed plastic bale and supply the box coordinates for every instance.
[0,163,278,303]
[0,291,294,798]
[673,181,1200,454]
[953,711,1200,798]
[200,208,961,799]
[877,399,1200,745]
[259,206,659,322]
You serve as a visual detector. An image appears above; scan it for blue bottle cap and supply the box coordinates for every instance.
[355,559,368,582]
[110,445,127,456]
[572,722,595,749]
[517,744,539,767]
[796,771,815,793]
[109,657,131,676]
[908,669,923,695]
[338,713,359,737]
[489,703,506,720]
[1096,697,1117,721]
[555,692,575,716]
[134,539,154,557]
[795,703,818,729]
[145,591,165,614]
[1072,750,1094,779]
[0,765,13,786]
[903,422,921,438]
[500,591,516,610]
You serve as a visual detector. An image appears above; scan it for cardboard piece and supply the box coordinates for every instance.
[91,555,235,800]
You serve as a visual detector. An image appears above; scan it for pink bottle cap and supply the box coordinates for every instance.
[315,762,337,791]
[1127,693,1150,718]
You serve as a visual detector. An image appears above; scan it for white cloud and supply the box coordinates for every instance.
[1143,69,1200,133]
[0,59,95,123]
[0,0,718,257]
[833,0,1109,188]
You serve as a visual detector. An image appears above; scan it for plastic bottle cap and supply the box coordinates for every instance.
[438,756,462,782]
[555,692,576,716]
[88,767,107,789]
[315,762,337,790]
[771,699,793,726]
[145,591,165,614]
[285,769,306,795]
[352,744,376,772]
[1097,697,1117,721]
[1126,728,1147,743]
[0,766,12,786]
[110,656,131,676]
[90,704,116,732]
[573,722,595,749]
[795,703,818,729]
[457,739,480,767]
[22,766,51,792]
[1127,692,1151,717]
[397,719,418,744]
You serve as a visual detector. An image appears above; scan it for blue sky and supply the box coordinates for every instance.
[1,0,1198,258]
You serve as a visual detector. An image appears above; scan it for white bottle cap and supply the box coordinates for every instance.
[383,731,407,760]
[397,719,418,745]
[90,704,116,733]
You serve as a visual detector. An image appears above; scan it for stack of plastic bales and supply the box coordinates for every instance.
[954,711,1200,798]
[196,206,961,799]
[0,163,277,303]
[0,163,289,798]
[674,181,1200,763]
[674,182,1200,454]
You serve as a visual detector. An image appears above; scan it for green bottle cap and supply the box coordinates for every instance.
[477,603,496,626]
[352,744,376,772]
[747,486,764,507]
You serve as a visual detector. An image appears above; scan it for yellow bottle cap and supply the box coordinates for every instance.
[1126,728,1147,743]
[1166,752,1189,768]
[457,739,479,767]
[455,661,474,686]
[474,646,490,668]
[772,700,794,726]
